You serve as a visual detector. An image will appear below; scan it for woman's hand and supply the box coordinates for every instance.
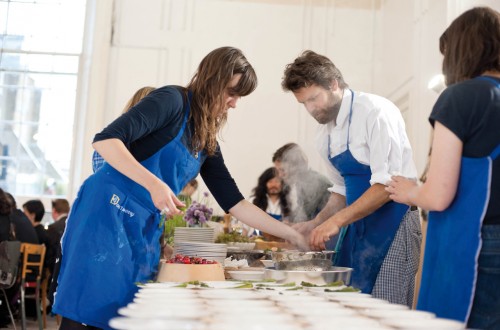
[309,220,341,251]
[148,179,185,217]
[287,230,310,251]
[385,176,418,205]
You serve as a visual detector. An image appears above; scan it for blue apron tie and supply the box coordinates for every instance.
[328,89,408,293]
[53,90,202,329]
[417,76,500,322]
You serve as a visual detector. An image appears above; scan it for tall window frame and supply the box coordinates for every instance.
[0,0,87,201]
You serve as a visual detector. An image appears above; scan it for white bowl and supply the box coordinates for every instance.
[227,270,265,281]
[260,259,274,268]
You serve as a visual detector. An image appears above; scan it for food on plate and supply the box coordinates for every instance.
[165,254,217,264]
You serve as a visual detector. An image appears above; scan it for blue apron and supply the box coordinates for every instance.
[417,76,500,322]
[329,90,409,293]
[52,92,202,329]
[268,213,282,221]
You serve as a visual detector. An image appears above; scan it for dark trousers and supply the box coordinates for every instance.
[60,318,102,330]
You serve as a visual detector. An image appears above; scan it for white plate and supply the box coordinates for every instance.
[363,309,435,320]
[109,317,205,330]
[227,270,265,281]
[381,317,465,329]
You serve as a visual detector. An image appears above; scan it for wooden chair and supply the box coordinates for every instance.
[0,240,21,330]
[40,268,51,329]
[19,243,46,330]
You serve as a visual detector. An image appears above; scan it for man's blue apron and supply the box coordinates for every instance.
[417,76,500,322]
[52,91,202,329]
[329,90,408,293]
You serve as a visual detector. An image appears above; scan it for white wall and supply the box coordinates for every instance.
[72,0,500,215]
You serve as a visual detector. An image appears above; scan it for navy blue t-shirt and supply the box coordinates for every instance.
[429,76,500,225]
[93,86,244,213]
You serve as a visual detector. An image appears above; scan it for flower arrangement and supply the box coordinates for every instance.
[184,192,213,227]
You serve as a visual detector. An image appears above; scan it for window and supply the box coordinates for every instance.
[0,0,87,197]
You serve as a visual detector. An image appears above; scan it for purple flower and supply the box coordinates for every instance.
[183,193,212,226]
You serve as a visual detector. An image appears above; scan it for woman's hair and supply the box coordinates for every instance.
[187,47,257,156]
[0,188,11,216]
[251,167,290,217]
[282,50,348,92]
[122,86,155,113]
[440,7,500,85]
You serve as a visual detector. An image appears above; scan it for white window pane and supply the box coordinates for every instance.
[0,0,85,197]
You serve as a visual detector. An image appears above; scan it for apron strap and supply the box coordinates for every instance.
[490,144,500,160]
[475,76,500,87]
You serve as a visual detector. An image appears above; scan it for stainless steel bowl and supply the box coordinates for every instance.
[271,250,335,270]
[263,267,352,286]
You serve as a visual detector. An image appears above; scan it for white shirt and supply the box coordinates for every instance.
[316,89,417,197]
[266,196,282,216]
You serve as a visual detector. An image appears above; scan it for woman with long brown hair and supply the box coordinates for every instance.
[387,7,500,329]
[53,47,308,329]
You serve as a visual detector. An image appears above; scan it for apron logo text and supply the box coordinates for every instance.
[110,194,135,218]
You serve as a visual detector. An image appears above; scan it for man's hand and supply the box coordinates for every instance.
[309,219,341,250]
[292,220,317,236]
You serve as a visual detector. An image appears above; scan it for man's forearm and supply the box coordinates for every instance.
[312,192,346,225]
[328,183,391,228]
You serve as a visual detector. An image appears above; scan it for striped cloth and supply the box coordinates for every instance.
[92,150,106,173]
[371,209,422,307]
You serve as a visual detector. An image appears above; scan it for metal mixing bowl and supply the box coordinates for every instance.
[271,250,335,270]
[263,267,352,286]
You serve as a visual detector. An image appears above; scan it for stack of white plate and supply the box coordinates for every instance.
[174,241,227,264]
[173,227,215,244]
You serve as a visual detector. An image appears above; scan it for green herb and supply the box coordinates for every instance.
[233,283,253,289]
[215,232,250,243]
[285,286,303,291]
[300,280,344,287]
[255,282,295,288]
[324,286,361,292]
[174,280,209,288]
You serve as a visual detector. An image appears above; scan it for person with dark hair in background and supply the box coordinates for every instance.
[272,143,331,223]
[282,51,421,307]
[93,86,156,173]
[46,199,70,300]
[250,167,290,239]
[387,7,500,329]
[0,188,12,242]
[178,178,199,205]
[23,200,49,248]
[3,192,38,244]
[251,167,290,221]
[53,46,308,329]
[47,199,70,250]
[0,189,14,330]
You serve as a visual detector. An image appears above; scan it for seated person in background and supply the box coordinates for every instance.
[4,192,39,244]
[273,143,332,223]
[92,86,156,173]
[23,200,50,254]
[0,188,12,242]
[250,167,290,240]
[178,178,198,205]
[46,199,70,271]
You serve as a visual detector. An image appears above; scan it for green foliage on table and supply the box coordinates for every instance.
[215,231,250,243]
[164,213,187,245]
